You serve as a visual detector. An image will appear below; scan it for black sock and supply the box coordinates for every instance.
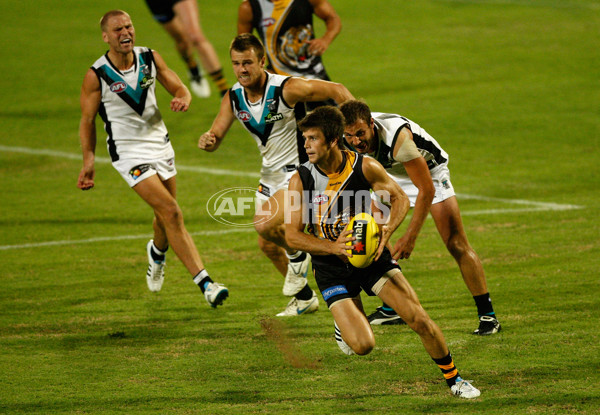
[473,293,495,317]
[189,66,201,78]
[433,353,461,387]
[208,68,228,95]
[150,242,167,262]
[193,269,212,293]
[294,284,313,301]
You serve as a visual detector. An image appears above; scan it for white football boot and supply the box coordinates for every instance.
[282,253,311,296]
[189,69,210,98]
[276,290,319,316]
[204,282,229,308]
[450,379,481,399]
[146,239,165,292]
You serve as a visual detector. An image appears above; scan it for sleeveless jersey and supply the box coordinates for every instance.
[229,72,300,173]
[369,112,449,178]
[248,0,329,80]
[91,47,170,162]
[297,150,371,242]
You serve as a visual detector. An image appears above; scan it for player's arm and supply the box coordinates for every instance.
[198,91,236,152]
[391,127,435,260]
[285,172,354,257]
[282,77,354,108]
[78,69,101,190]
[362,156,410,260]
[237,0,254,34]
[153,50,191,112]
[307,0,341,56]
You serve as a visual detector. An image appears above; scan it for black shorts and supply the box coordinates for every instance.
[312,248,401,308]
[145,0,184,23]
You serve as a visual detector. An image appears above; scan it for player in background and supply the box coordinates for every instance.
[340,99,501,335]
[78,10,229,307]
[285,106,481,399]
[144,0,228,97]
[198,34,353,316]
[237,0,341,118]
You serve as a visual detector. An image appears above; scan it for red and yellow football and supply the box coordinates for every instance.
[345,212,380,268]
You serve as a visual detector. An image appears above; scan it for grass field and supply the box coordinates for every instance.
[1,0,599,413]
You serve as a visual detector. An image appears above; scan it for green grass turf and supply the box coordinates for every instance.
[0,0,599,413]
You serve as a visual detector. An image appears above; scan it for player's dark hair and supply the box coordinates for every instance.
[230,33,265,60]
[298,106,345,145]
[339,99,372,126]
[100,10,129,32]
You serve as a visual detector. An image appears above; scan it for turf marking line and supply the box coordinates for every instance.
[0,145,585,251]
[457,193,584,215]
[0,145,260,178]
[434,0,600,11]
[0,228,256,251]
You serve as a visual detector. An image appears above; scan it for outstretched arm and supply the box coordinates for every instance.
[78,69,101,190]
[282,77,354,108]
[153,50,191,112]
[307,0,341,56]
[198,91,236,152]
[362,157,410,260]
[391,127,435,260]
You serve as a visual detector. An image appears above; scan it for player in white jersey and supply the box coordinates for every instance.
[198,34,353,316]
[78,10,229,308]
[340,100,501,335]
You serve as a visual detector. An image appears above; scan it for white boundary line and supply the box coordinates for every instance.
[457,193,583,212]
[0,145,584,251]
[0,145,260,178]
[433,0,600,11]
[0,228,256,251]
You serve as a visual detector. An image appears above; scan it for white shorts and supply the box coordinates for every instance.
[394,164,455,207]
[112,151,177,188]
[255,169,296,204]
[374,164,455,208]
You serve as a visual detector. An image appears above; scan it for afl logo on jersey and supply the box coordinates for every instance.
[110,81,127,94]
[261,18,275,27]
[237,111,251,122]
[312,194,329,205]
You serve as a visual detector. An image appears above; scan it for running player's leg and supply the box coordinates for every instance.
[134,175,205,275]
[134,175,228,306]
[255,189,315,312]
[160,16,199,76]
[430,196,500,334]
[330,296,375,356]
[173,0,228,95]
[377,269,480,397]
[378,269,448,358]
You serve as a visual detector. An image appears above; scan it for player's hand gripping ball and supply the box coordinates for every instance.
[345,213,380,268]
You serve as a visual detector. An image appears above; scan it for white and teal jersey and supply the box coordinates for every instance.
[91,47,171,162]
[229,73,300,174]
[370,112,449,178]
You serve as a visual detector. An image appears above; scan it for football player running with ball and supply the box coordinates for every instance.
[78,10,228,307]
[285,106,481,399]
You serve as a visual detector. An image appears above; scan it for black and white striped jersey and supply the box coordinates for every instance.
[370,112,449,177]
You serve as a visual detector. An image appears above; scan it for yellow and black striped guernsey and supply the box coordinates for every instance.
[297,150,371,242]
